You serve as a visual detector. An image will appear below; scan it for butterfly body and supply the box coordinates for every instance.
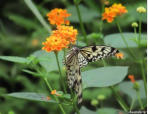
[64,45,119,104]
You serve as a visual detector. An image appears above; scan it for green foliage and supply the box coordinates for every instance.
[82,66,128,88]
[119,80,146,109]
[67,4,99,23]
[7,92,57,103]
[0,56,28,64]
[104,33,146,48]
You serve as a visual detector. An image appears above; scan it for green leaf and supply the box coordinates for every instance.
[7,92,57,103]
[104,32,146,48]
[118,80,146,108]
[7,13,39,30]
[24,0,51,32]
[32,50,64,72]
[80,107,97,114]
[82,66,128,89]
[97,108,127,114]
[67,4,99,23]
[0,56,28,64]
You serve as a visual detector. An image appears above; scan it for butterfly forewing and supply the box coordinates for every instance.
[79,46,119,68]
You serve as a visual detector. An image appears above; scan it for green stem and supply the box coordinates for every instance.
[74,3,88,45]
[111,86,129,111]
[116,21,136,59]
[136,90,144,109]
[70,89,80,114]
[44,78,66,114]
[54,52,67,93]
[134,27,139,45]
[140,60,147,95]
[138,19,142,45]
[130,99,135,111]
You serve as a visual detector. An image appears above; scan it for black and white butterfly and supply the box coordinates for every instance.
[64,45,119,104]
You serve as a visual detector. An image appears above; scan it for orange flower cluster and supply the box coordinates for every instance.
[47,8,71,26]
[42,25,77,52]
[128,75,135,83]
[102,3,128,23]
[51,90,61,96]
[115,52,124,59]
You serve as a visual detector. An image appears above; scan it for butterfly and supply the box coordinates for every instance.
[64,45,119,104]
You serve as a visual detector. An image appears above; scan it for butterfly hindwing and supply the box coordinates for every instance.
[65,47,83,104]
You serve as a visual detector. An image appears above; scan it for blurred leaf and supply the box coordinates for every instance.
[0,56,28,64]
[7,13,39,30]
[104,33,146,48]
[32,50,64,72]
[7,92,57,103]
[67,4,99,23]
[83,88,112,100]
[97,108,127,114]
[118,80,146,108]
[24,0,51,32]
[79,107,97,114]
[82,66,128,89]
[22,69,41,76]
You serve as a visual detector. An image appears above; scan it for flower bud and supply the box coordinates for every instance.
[137,6,146,13]
[133,82,140,91]
[97,94,106,101]
[131,22,138,28]
[91,99,99,106]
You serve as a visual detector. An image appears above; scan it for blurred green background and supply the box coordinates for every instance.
[0,0,147,114]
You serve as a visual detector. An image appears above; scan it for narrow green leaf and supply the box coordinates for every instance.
[24,0,51,33]
[82,66,128,89]
[7,92,57,103]
[0,56,28,64]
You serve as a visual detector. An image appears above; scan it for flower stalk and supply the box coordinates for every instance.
[74,2,88,45]
[44,77,66,114]
[116,21,136,59]
[54,51,67,93]
[111,86,129,111]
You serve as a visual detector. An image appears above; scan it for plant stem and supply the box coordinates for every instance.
[130,99,135,111]
[44,78,66,114]
[70,89,80,114]
[138,19,142,45]
[140,60,147,95]
[54,52,67,93]
[136,90,144,109]
[116,21,136,59]
[74,3,88,45]
[111,86,129,111]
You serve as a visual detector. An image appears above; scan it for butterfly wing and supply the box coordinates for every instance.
[65,48,83,104]
[79,46,119,68]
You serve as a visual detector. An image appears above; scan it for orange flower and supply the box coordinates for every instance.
[102,7,116,23]
[128,75,135,83]
[50,90,61,96]
[111,3,128,15]
[46,96,51,100]
[42,25,77,52]
[47,8,71,26]
[115,52,124,59]
[102,3,128,23]
[53,25,78,44]
[32,39,39,46]
[51,90,57,95]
